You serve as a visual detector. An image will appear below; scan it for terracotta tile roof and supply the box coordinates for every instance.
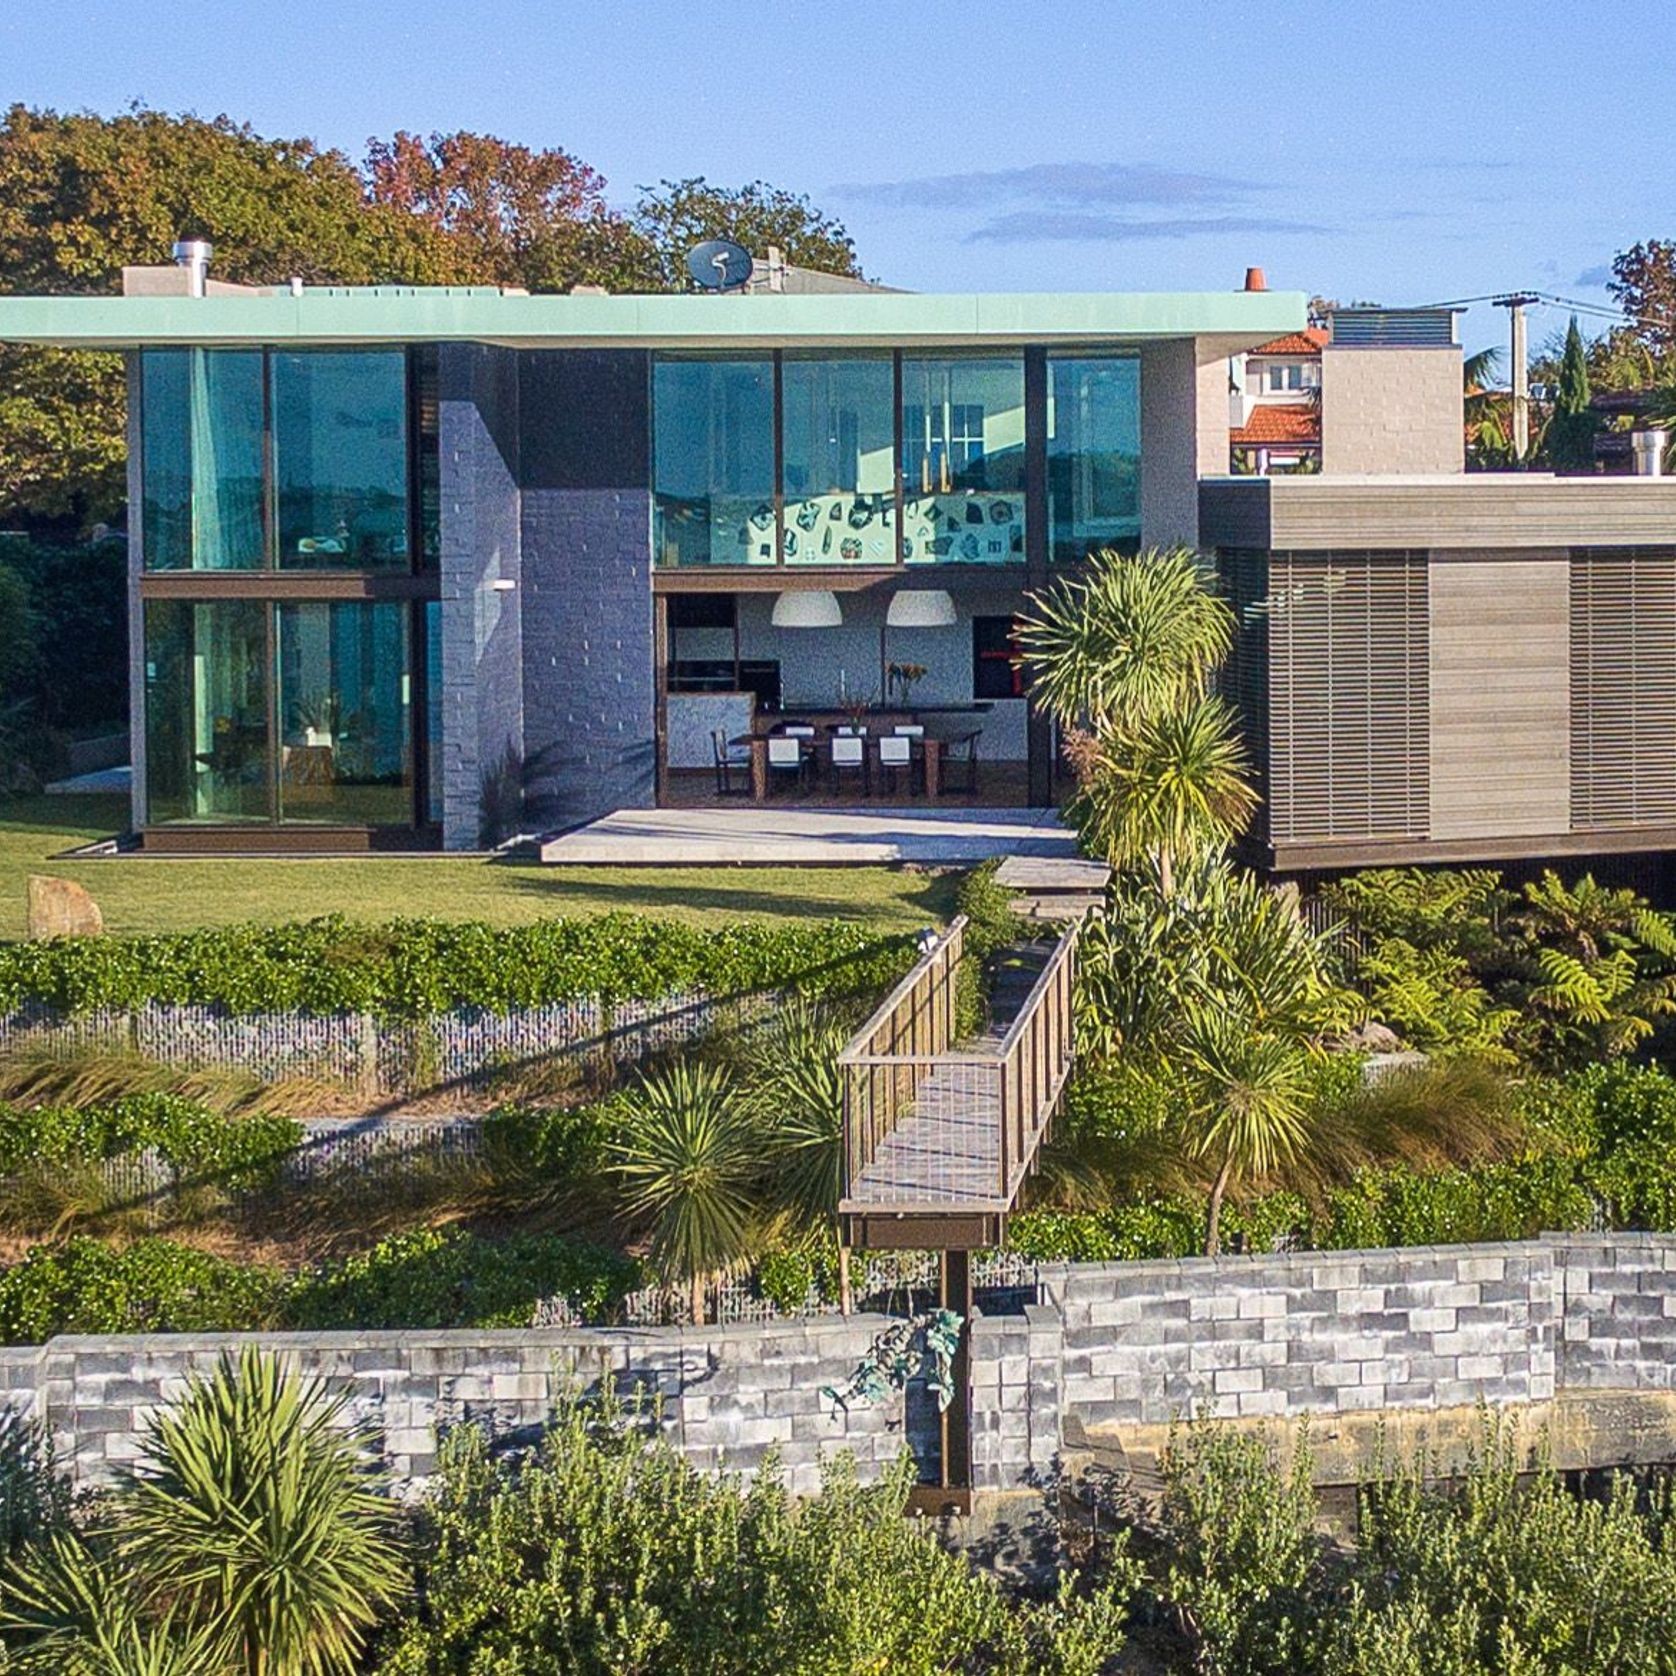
[1246,327,1329,358]
[1231,403,1320,446]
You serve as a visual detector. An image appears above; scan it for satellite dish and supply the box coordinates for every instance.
[686,238,754,292]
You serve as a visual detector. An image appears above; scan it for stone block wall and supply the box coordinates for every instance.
[22,1317,931,1494]
[1041,1243,1558,1428]
[7,1237,1676,1497]
[1556,1233,1676,1393]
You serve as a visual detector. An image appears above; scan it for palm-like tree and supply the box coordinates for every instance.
[1177,1005,1312,1257]
[1016,547,1234,735]
[1066,695,1258,895]
[742,1001,856,1313]
[0,1348,402,1676]
[609,1059,760,1324]
[117,1346,403,1676]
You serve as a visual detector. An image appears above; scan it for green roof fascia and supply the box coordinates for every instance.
[0,288,1308,351]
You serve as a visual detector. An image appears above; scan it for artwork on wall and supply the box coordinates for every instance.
[901,495,1023,565]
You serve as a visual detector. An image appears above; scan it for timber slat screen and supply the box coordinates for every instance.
[840,918,1079,1242]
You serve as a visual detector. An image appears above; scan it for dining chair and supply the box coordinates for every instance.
[940,733,979,796]
[875,733,917,796]
[782,724,816,739]
[829,733,869,797]
[711,729,750,798]
[834,724,868,736]
[766,735,809,794]
[892,724,925,737]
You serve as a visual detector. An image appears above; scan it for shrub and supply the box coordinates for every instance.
[373,1389,1137,1676]
[0,914,916,1019]
[0,1237,283,1342]
[283,1227,641,1331]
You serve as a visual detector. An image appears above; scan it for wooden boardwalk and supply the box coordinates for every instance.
[844,945,1053,1213]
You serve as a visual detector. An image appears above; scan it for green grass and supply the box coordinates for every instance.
[0,795,956,938]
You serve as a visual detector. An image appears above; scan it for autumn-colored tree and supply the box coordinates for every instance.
[364,129,658,292]
[1609,240,1676,361]
[0,104,460,526]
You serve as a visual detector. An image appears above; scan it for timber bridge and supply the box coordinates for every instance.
[839,912,1080,1509]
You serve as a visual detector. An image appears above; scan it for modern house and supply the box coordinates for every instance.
[0,257,1300,851]
[4,256,1676,882]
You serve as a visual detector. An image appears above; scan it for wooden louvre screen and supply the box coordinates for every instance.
[1265,550,1429,844]
[1571,549,1676,829]
[1217,549,1273,846]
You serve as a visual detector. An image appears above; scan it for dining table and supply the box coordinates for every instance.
[729,719,981,802]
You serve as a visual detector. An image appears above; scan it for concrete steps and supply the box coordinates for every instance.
[995,855,1110,921]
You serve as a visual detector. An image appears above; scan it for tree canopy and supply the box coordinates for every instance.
[0,106,866,529]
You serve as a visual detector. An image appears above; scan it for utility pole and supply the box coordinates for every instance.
[1494,293,1539,459]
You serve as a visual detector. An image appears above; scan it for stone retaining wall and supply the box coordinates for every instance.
[2,1236,1671,1494]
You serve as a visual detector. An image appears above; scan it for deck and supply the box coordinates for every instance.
[840,921,1078,1249]
[538,806,1074,866]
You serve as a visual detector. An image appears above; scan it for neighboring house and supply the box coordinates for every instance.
[1229,326,1326,473]
[4,261,1676,883]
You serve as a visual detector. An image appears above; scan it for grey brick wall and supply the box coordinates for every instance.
[438,344,523,849]
[1042,1242,1559,1426]
[518,350,655,833]
[8,1237,1675,1497]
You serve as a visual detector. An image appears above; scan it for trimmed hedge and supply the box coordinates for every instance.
[0,914,915,1018]
[0,1094,300,1188]
[0,1227,643,1345]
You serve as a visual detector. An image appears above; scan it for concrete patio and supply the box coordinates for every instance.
[538,806,1076,866]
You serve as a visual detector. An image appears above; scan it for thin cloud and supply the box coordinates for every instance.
[830,161,1255,211]
[965,211,1335,245]
[1574,264,1613,288]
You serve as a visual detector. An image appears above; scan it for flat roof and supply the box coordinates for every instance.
[0,286,1307,351]
[1200,472,1676,550]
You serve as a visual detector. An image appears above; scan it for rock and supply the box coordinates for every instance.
[1339,1019,1404,1054]
[27,875,103,939]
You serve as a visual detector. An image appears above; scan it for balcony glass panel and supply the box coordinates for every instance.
[899,355,1025,565]
[140,349,265,570]
[273,350,411,569]
[143,599,271,823]
[781,356,896,565]
[277,601,412,826]
[1048,355,1141,562]
[653,357,775,567]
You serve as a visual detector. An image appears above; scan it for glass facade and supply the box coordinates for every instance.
[900,356,1026,565]
[141,350,265,570]
[144,600,272,823]
[651,350,1050,569]
[138,346,435,834]
[139,348,421,571]
[274,351,410,569]
[143,601,416,828]
[781,355,896,565]
[1047,355,1141,563]
[652,357,775,567]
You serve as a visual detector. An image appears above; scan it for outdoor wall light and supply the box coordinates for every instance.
[770,589,843,628]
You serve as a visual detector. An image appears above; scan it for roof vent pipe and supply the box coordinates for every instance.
[172,238,213,297]
[1244,266,1266,292]
[1631,430,1667,477]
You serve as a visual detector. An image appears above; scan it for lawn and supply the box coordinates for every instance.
[0,795,956,938]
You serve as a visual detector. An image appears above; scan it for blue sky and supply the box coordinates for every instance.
[3,0,1668,365]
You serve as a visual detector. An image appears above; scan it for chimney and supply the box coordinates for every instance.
[1631,429,1668,477]
[1243,266,1266,292]
[172,238,213,298]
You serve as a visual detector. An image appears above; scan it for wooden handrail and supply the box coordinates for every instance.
[840,917,1080,1212]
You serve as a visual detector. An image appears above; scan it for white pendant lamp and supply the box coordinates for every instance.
[885,589,957,628]
[771,589,843,628]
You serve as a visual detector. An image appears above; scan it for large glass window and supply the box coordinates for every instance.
[273,351,410,569]
[144,600,271,823]
[140,350,265,570]
[653,357,775,567]
[781,356,896,565]
[277,602,411,825]
[1048,356,1141,563]
[900,356,1025,565]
